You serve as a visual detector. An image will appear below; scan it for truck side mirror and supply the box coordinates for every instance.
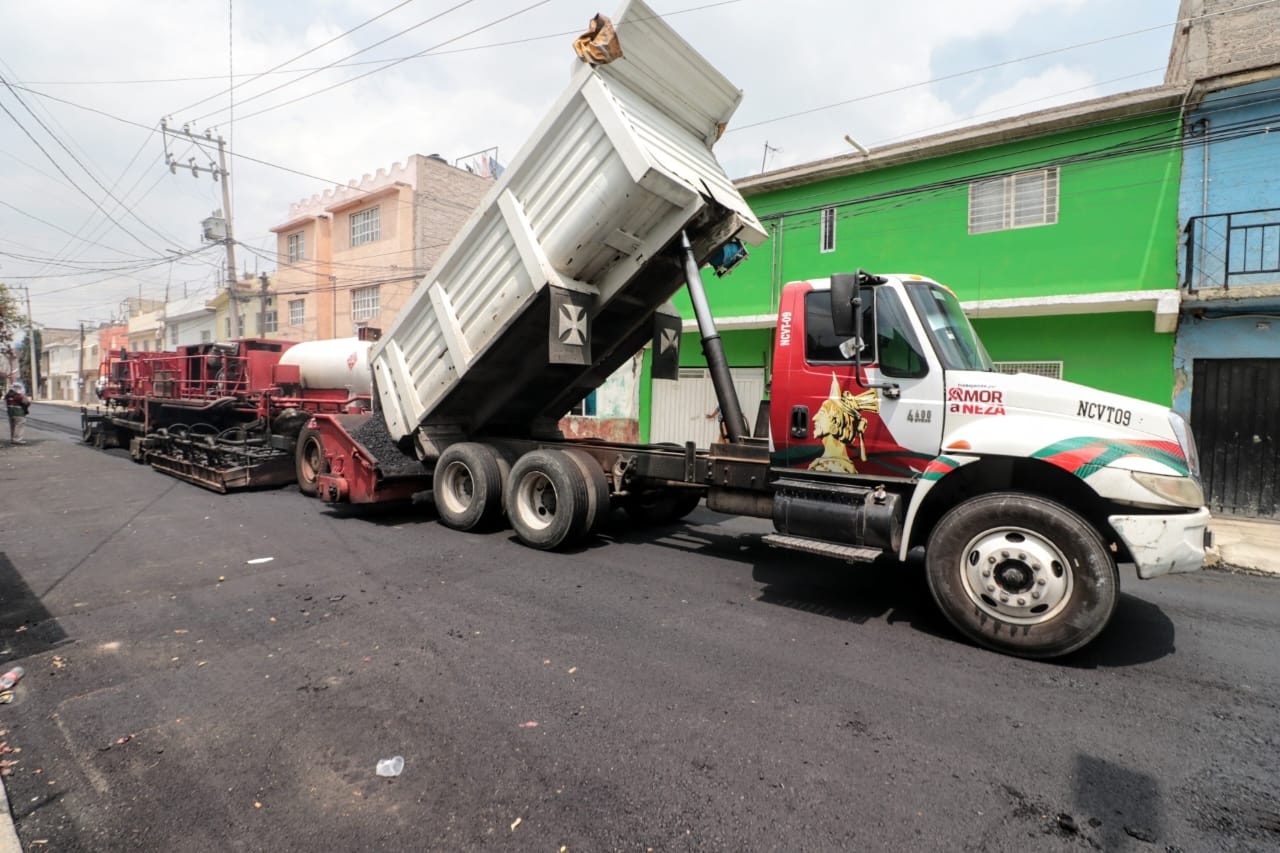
[830,273,858,338]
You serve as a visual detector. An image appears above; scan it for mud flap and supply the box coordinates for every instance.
[650,303,682,381]
[548,286,593,366]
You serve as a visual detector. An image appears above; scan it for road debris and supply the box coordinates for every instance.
[246,557,274,565]
[519,721,538,728]
[51,656,67,670]
[375,756,404,777]
[510,817,522,831]
[0,666,25,690]
[0,692,14,705]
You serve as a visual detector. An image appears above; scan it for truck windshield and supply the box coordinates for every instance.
[905,283,994,372]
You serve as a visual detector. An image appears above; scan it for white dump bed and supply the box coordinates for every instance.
[370,0,766,459]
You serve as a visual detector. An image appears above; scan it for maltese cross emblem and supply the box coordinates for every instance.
[558,304,587,346]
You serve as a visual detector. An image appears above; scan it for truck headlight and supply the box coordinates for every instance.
[1167,412,1201,479]
[1130,470,1205,508]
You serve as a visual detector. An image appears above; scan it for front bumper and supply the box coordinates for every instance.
[1108,507,1211,579]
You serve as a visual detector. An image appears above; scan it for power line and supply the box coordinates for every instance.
[189,0,481,124]
[23,0,745,87]
[0,84,169,257]
[724,0,1280,135]
[170,0,422,117]
[227,0,553,124]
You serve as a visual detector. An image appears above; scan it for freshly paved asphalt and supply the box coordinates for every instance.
[1,403,1278,851]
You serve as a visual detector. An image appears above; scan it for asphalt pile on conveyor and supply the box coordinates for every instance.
[350,416,428,478]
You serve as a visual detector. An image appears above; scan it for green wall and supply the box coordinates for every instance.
[727,113,1183,306]
[972,313,1175,405]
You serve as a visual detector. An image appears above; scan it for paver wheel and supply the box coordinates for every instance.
[295,427,326,497]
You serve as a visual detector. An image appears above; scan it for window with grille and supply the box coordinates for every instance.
[287,232,304,262]
[351,285,380,322]
[263,311,278,334]
[969,167,1059,234]
[992,360,1063,379]
[820,207,836,253]
[169,325,179,345]
[224,317,231,338]
[289,299,305,327]
[201,331,212,343]
[350,206,381,246]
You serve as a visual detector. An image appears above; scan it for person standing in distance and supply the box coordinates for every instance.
[5,382,29,445]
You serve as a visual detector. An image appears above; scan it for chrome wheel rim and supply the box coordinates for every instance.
[958,526,1073,625]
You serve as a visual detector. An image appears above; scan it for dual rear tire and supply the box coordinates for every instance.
[433,445,613,550]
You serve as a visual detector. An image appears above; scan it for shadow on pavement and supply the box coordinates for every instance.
[0,552,69,662]
[1057,590,1176,668]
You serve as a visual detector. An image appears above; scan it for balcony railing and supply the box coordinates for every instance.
[1184,208,1280,291]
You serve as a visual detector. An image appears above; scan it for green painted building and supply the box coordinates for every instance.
[641,87,1187,443]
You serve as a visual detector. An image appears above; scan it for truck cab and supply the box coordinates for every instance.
[768,273,1210,657]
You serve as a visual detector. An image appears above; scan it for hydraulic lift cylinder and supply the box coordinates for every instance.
[680,231,749,443]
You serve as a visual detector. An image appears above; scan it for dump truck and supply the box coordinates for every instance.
[293,0,1210,658]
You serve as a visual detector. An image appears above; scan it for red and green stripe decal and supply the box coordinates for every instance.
[1031,437,1188,478]
[922,455,960,481]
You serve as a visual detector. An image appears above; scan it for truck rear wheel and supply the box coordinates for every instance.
[506,449,591,550]
[925,492,1118,659]
[561,448,611,536]
[295,427,326,497]
[434,443,506,532]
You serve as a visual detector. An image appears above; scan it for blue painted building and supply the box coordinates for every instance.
[1170,4,1280,518]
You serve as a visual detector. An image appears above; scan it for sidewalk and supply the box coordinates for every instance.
[1206,516,1280,576]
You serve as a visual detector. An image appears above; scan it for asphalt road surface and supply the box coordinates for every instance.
[1,404,1278,851]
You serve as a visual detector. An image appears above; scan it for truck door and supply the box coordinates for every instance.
[772,283,945,477]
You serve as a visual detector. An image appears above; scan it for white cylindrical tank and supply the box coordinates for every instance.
[278,338,372,395]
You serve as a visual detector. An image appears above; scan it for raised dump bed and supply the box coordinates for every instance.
[370,0,766,460]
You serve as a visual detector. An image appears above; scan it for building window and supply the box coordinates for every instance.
[569,391,597,417]
[169,325,179,345]
[201,331,212,343]
[263,311,278,334]
[351,285,380,322]
[992,360,1063,380]
[969,167,1059,234]
[820,207,836,253]
[350,206,381,247]
[289,299,305,327]
[224,317,231,338]
[287,232,304,263]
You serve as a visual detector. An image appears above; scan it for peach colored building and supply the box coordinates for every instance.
[270,155,489,342]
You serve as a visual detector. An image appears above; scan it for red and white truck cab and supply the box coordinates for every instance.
[767,272,1209,656]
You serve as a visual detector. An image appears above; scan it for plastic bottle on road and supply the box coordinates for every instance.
[0,667,24,690]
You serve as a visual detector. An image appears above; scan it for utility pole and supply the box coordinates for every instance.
[78,321,86,403]
[13,285,37,399]
[161,119,240,337]
[258,272,270,338]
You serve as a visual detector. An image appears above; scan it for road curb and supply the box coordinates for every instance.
[0,775,23,853]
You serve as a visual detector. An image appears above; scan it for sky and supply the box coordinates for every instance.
[0,0,1183,331]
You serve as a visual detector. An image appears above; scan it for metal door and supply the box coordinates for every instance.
[1190,358,1279,518]
[651,368,766,449]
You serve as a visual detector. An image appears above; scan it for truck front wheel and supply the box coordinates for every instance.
[925,492,1118,659]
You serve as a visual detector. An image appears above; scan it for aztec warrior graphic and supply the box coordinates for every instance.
[809,374,880,474]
